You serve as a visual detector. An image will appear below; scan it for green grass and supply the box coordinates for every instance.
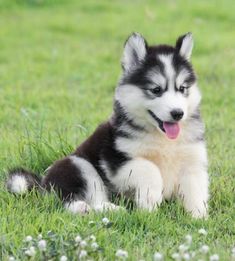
[0,0,234,260]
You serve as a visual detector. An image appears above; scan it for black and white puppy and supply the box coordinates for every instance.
[7,33,209,218]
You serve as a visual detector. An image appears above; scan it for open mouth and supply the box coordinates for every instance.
[147,110,180,139]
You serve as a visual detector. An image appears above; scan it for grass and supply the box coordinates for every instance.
[0,0,234,260]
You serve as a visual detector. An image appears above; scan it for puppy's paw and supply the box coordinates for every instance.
[65,200,91,215]
[94,202,125,212]
[190,206,208,219]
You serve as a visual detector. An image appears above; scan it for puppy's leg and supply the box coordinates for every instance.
[43,156,119,214]
[178,167,209,219]
[70,156,122,212]
[113,158,163,211]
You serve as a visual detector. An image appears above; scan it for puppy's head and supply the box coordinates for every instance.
[115,32,201,139]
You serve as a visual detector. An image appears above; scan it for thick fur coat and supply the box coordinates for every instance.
[7,33,209,218]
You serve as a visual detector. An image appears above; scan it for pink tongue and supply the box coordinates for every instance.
[163,122,180,139]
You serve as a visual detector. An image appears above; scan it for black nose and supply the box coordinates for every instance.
[170,109,184,121]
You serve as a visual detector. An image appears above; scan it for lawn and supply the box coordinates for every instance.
[0,0,234,260]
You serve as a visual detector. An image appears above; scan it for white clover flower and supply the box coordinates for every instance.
[232,247,235,256]
[185,234,192,245]
[38,239,47,251]
[102,217,110,225]
[75,235,82,243]
[89,235,96,241]
[60,255,68,261]
[200,245,209,254]
[210,254,219,261]
[171,252,181,260]
[8,257,15,261]
[25,235,33,242]
[182,253,190,260]
[25,246,36,257]
[115,249,128,259]
[179,244,188,253]
[38,234,43,240]
[79,250,87,259]
[91,242,99,250]
[198,228,207,236]
[80,240,87,248]
[153,252,163,261]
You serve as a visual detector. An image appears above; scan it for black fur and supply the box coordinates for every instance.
[42,157,87,201]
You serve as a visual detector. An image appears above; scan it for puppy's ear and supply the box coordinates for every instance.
[176,32,193,60]
[122,32,147,72]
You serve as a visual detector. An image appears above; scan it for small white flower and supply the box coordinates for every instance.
[80,240,87,248]
[25,246,36,257]
[60,256,68,261]
[38,239,47,251]
[8,257,15,261]
[89,234,96,241]
[79,250,87,259]
[198,228,207,236]
[153,252,163,261]
[91,242,99,250]
[38,234,43,240]
[102,217,110,225]
[200,245,209,254]
[185,234,192,245]
[116,249,128,259]
[232,247,235,256]
[210,254,219,261]
[171,252,181,260]
[25,235,33,242]
[75,235,82,243]
[182,253,190,260]
[179,244,188,253]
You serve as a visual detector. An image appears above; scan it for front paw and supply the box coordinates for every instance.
[136,191,163,211]
[189,204,208,219]
[94,202,125,212]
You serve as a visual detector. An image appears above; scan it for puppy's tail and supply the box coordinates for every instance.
[6,168,42,194]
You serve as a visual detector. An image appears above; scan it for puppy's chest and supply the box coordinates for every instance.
[124,135,187,198]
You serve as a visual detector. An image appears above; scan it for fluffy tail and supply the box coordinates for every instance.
[6,168,42,194]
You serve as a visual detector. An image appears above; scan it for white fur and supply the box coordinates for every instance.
[158,54,175,86]
[179,33,193,60]
[178,168,209,218]
[122,33,147,72]
[65,200,91,214]
[94,202,124,212]
[111,158,163,210]
[115,128,208,215]
[70,156,108,207]
[7,175,28,194]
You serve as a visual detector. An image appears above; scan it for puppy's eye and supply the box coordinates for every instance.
[179,85,187,93]
[151,86,162,95]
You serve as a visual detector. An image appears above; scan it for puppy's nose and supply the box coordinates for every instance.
[170,109,184,121]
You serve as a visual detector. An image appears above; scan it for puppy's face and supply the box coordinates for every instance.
[115,33,201,139]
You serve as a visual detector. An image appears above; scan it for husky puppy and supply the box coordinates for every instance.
[6,33,209,218]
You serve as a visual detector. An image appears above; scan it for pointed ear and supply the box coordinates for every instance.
[175,32,194,60]
[122,32,147,72]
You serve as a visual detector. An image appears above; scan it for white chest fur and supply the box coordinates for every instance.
[115,131,207,199]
